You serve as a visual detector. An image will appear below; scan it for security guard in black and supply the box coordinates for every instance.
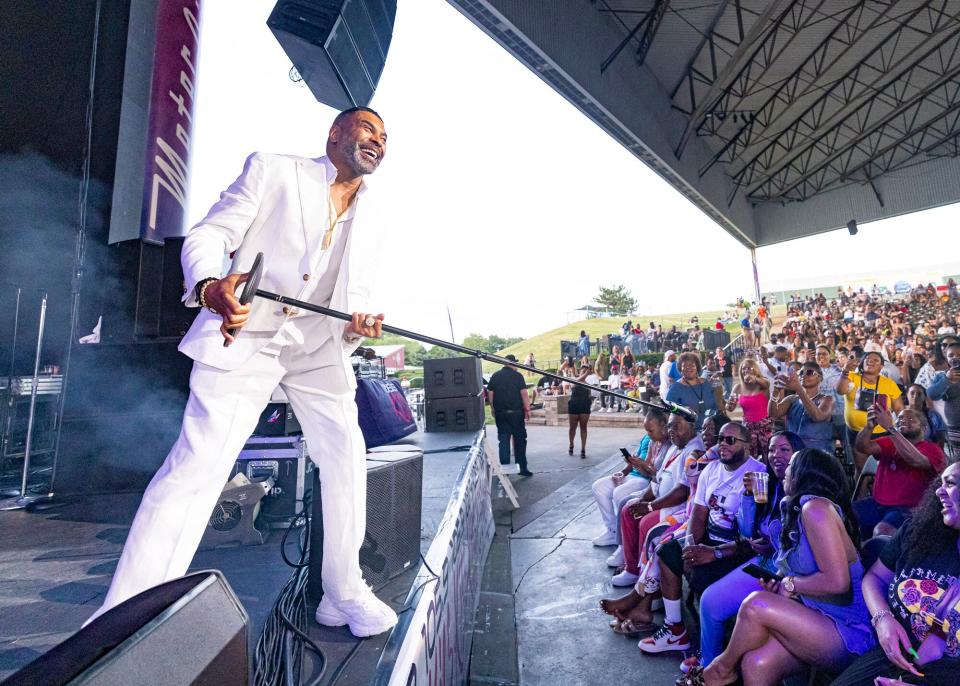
[487,355,532,475]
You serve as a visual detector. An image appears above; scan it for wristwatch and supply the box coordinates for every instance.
[713,547,723,560]
[782,576,797,595]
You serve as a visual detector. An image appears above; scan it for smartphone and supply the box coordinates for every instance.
[620,448,633,462]
[742,563,783,583]
[876,394,888,411]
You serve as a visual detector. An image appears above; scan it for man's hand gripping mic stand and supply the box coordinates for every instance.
[225,253,697,422]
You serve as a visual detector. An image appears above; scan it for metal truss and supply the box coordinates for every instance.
[672,0,834,157]
[745,1,960,201]
[699,0,898,175]
[599,0,672,72]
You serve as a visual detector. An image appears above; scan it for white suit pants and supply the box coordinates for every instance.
[92,343,367,620]
[591,473,650,536]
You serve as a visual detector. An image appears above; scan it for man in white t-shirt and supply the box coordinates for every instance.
[659,350,677,396]
[640,421,763,653]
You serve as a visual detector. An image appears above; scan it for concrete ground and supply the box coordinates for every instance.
[471,424,692,686]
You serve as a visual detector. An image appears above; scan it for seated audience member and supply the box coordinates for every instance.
[598,410,704,630]
[692,432,803,672]
[768,362,835,452]
[667,352,724,430]
[697,449,872,686]
[906,383,947,447]
[590,409,668,549]
[727,359,772,459]
[915,333,959,391]
[854,406,946,540]
[639,421,764,654]
[838,350,904,461]
[831,462,960,686]
[927,340,960,460]
[610,410,705,587]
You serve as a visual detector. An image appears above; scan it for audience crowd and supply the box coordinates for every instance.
[576,284,960,686]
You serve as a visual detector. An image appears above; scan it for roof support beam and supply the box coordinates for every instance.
[673,0,798,159]
[636,0,671,66]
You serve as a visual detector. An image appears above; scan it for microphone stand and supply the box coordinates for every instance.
[250,288,695,422]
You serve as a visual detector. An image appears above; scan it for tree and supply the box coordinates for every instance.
[364,333,427,367]
[594,284,637,315]
[462,333,526,353]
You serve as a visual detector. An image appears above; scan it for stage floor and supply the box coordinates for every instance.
[0,430,478,683]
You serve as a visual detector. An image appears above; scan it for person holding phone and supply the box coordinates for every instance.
[854,406,946,540]
[590,409,668,549]
[838,350,903,467]
[926,340,960,461]
[698,449,872,686]
[768,362,834,451]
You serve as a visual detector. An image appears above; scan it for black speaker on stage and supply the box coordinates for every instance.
[307,451,422,603]
[423,356,484,399]
[267,0,397,109]
[2,571,248,686]
[424,395,485,433]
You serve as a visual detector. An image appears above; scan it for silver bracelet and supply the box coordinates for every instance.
[198,279,218,314]
[870,609,892,627]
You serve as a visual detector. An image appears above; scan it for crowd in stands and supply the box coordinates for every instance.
[577,284,960,686]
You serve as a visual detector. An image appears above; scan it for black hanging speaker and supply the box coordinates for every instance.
[2,571,249,686]
[267,0,397,109]
[307,450,422,603]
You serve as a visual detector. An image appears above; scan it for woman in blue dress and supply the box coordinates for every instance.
[696,448,874,686]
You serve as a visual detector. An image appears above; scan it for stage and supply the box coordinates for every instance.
[0,429,491,684]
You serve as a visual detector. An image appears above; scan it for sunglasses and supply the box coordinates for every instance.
[718,435,746,445]
[799,368,821,377]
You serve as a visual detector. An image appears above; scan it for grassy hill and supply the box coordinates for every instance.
[481,304,789,373]
[485,310,728,372]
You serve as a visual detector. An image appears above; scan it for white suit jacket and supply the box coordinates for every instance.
[178,153,382,383]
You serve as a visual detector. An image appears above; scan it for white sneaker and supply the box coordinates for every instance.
[611,570,640,587]
[315,590,398,637]
[606,546,625,567]
[592,530,618,547]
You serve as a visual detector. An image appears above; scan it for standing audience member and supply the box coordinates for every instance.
[927,339,960,460]
[906,383,947,447]
[727,359,772,458]
[667,353,724,430]
[640,421,764,653]
[660,350,678,396]
[577,330,590,359]
[838,351,904,463]
[854,406,946,539]
[767,362,834,452]
[699,449,873,686]
[714,347,734,398]
[487,354,532,477]
[567,363,594,458]
[831,462,960,686]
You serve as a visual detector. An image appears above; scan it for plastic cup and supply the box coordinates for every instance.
[680,533,695,549]
[752,472,769,504]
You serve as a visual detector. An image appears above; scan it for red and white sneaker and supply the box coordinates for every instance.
[638,621,691,653]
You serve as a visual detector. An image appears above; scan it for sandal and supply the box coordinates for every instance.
[568,445,574,455]
[580,449,586,459]
[612,618,656,636]
[675,666,705,686]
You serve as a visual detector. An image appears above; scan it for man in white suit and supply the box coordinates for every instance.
[89,107,397,637]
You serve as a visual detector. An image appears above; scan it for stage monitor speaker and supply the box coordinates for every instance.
[424,395,485,433]
[307,450,422,603]
[267,0,397,109]
[423,356,484,399]
[2,571,248,686]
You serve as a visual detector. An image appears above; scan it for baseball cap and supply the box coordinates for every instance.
[664,350,676,358]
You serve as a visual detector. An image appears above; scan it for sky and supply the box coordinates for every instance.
[188,0,960,341]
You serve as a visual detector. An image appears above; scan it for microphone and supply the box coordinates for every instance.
[661,399,697,423]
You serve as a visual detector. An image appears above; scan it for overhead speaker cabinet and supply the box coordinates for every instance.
[3,571,248,686]
[423,356,484,399]
[267,0,397,109]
